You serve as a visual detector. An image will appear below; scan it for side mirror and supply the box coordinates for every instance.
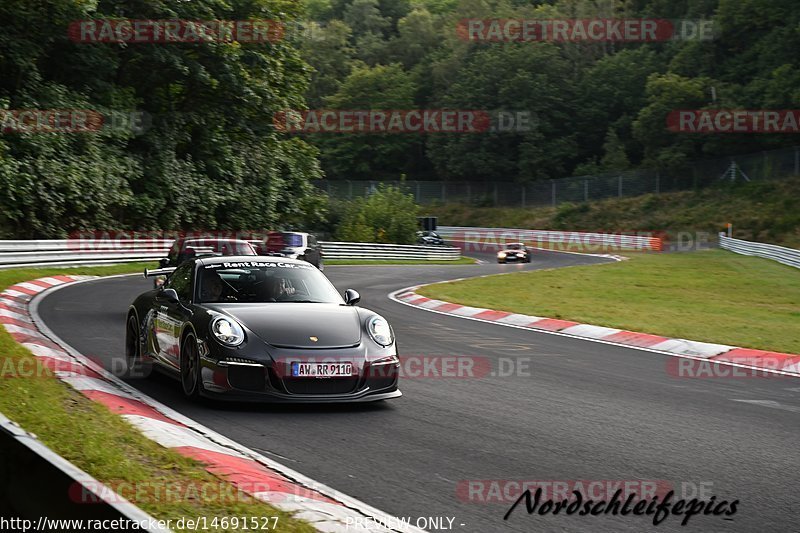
[159,258,169,268]
[344,289,360,306]
[160,288,180,303]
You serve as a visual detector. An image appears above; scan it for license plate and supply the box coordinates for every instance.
[291,362,354,377]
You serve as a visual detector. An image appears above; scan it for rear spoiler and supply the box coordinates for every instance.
[143,267,176,279]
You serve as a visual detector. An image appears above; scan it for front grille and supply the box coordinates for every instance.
[228,367,266,391]
[283,377,359,395]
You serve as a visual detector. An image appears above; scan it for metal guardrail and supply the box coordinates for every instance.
[719,234,800,269]
[0,239,461,268]
[320,241,460,261]
[437,226,663,251]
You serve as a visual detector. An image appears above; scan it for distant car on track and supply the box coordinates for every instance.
[159,238,257,269]
[153,238,257,288]
[416,230,446,246]
[127,256,401,403]
[497,243,531,264]
[254,231,324,270]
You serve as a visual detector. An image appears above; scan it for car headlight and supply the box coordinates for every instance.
[498,252,507,258]
[211,316,245,347]
[367,316,394,347]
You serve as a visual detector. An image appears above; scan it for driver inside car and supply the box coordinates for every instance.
[201,270,233,302]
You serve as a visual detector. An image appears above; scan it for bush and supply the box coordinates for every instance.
[336,185,419,244]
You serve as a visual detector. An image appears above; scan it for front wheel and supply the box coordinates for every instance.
[125,314,150,378]
[180,334,203,399]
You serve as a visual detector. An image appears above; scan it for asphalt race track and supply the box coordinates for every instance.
[38,250,799,533]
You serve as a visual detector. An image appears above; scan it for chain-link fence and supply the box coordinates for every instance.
[315,146,800,207]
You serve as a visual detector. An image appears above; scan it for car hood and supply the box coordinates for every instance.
[206,303,362,349]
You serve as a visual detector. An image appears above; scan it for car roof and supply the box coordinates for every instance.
[182,238,252,244]
[196,255,306,266]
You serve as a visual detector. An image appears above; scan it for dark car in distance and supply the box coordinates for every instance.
[153,238,257,288]
[127,256,400,403]
[160,238,257,268]
[254,231,324,270]
[416,231,446,246]
[497,243,531,264]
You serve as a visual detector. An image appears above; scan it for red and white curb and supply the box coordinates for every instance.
[389,286,800,378]
[2,274,426,533]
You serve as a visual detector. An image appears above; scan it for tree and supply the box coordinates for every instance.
[426,43,578,182]
[315,63,422,179]
[302,20,355,107]
[0,0,326,237]
[393,7,440,67]
[336,184,419,243]
[600,129,631,171]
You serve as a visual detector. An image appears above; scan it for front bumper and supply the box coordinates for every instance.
[198,344,401,403]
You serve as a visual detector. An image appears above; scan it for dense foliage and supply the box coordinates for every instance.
[335,184,419,243]
[3,0,797,239]
[0,0,326,238]
[300,0,800,181]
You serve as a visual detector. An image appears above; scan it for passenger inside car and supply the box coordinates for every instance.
[262,275,296,301]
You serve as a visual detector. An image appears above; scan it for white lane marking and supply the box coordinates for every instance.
[449,306,488,317]
[122,415,248,457]
[16,282,50,293]
[417,299,449,309]
[61,375,137,397]
[731,399,800,414]
[2,289,32,300]
[0,298,28,312]
[0,308,33,322]
[3,323,41,335]
[650,338,733,358]
[497,313,545,326]
[560,324,623,339]
[36,277,69,287]
[22,343,73,361]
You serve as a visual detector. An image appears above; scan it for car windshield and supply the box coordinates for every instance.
[280,233,303,247]
[508,244,523,250]
[198,261,342,304]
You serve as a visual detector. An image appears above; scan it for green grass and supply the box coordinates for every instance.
[418,250,800,354]
[431,177,800,248]
[327,257,477,266]
[0,263,314,532]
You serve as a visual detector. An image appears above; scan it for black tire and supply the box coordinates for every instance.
[180,333,203,399]
[125,314,149,378]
